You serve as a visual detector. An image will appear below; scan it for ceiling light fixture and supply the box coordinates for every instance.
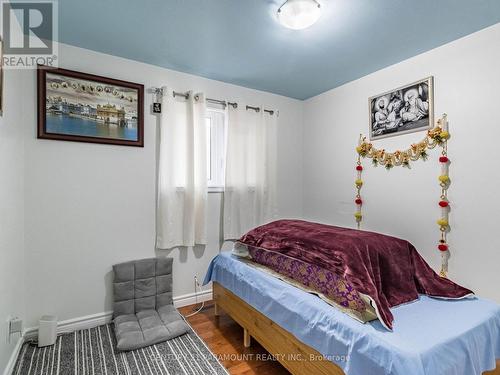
[277,0,321,30]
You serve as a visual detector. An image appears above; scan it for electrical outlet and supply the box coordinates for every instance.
[5,315,23,344]
[10,318,23,335]
[5,316,11,344]
[7,317,22,343]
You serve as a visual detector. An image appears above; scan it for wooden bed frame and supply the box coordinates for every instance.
[213,282,500,375]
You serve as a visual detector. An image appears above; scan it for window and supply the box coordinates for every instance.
[206,108,226,191]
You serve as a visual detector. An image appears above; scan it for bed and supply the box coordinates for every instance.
[204,252,500,375]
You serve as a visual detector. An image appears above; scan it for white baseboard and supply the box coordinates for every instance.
[24,310,113,340]
[23,288,213,340]
[3,335,25,375]
[173,288,213,308]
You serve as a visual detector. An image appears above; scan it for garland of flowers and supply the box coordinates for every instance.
[355,114,451,277]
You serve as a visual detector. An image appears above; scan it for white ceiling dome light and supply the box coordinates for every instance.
[277,0,322,30]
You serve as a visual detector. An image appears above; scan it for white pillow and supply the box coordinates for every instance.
[231,242,250,258]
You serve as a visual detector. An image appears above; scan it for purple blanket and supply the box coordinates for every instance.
[239,219,473,330]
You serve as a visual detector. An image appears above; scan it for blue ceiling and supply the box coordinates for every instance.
[58,0,500,100]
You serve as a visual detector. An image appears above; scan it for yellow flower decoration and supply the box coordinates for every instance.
[354,212,362,220]
[356,146,362,154]
[428,127,442,138]
[438,175,450,184]
[440,131,450,140]
[437,218,449,227]
[355,179,363,187]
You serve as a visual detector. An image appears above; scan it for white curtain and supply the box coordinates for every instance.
[157,88,208,249]
[223,106,277,240]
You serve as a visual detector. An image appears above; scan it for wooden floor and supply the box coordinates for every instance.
[179,301,289,375]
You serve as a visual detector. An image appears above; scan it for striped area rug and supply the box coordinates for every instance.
[13,324,229,375]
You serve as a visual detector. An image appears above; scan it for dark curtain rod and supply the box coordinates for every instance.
[174,91,239,109]
[151,87,274,114]
[246,105,274,116]
[201,96,238,109]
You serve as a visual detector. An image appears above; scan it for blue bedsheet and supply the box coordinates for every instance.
[204,252,500,375]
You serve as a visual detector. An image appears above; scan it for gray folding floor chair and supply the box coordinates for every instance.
[112,257,190,351]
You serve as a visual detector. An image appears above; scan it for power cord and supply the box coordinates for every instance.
[184,276,205,318]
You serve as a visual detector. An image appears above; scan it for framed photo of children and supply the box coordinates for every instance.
[369,77,433,141]
[37,66,144,146]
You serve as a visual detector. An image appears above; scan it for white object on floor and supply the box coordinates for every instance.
[38,315,57,347]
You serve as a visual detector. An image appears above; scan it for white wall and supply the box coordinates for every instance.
[0,69,26,370]
[22,43,304,328]
[303,23,500,302]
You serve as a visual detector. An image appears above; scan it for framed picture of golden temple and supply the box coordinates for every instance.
[37,66,144,146]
